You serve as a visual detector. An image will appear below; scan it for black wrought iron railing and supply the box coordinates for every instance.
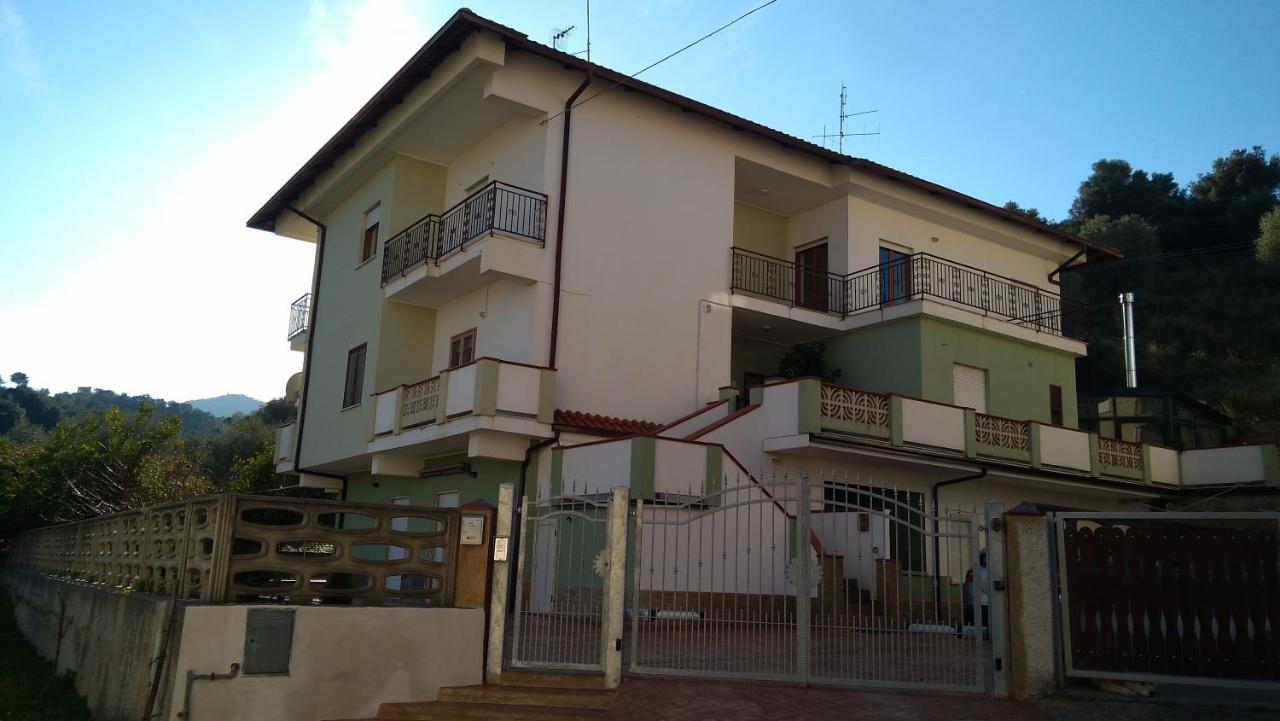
[287,293,310,340]
[381,181,547,285]
[730,248,1085,339]
[729,248,848,314]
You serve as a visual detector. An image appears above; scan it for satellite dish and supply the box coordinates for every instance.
[285,373,303,403]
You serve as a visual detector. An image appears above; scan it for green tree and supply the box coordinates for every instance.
[1256,206,1280,265]
[1076,214,1160,258]
[1002,201,1049,223]
[9,372,28,387]
[777,343,842,382]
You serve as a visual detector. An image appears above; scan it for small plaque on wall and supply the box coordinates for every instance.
[493,536,509,562]
[461,513,487,545]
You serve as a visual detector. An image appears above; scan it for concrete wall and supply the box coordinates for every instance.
[166,605,483,721]
[3,571,173,721]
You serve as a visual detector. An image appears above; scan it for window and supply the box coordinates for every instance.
[449,329,476,368]
[879,246,912,305]
[342,344,367,408]
[1049,385,1064,426]
[952,364,987,414]
[360,203,381,263]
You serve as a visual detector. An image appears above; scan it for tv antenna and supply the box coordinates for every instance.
[814,82,879,154]
[551,25,575,52]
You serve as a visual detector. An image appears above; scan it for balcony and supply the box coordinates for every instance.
[369,358,555,459]
[730,248,1084,340]
[811,380,1179,486]
[380,181,547,306]
[287,293,310,351]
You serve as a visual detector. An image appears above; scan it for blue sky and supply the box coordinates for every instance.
[1,0,1277,402]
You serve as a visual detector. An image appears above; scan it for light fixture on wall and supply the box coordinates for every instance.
[757,187,769,195]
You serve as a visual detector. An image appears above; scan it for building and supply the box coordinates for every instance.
[1078,385,1233,449]
[254,9,1276,529]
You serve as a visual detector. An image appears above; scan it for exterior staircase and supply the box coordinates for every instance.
[325,672,615,721]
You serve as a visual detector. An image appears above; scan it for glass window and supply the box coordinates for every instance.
[449,329,476,368]
[342,344,367,408]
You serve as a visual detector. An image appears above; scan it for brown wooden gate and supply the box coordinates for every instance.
[1054,512,1280,689]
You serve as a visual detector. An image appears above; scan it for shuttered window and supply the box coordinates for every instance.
[1049,385,1064,426]
[952,364,987,414]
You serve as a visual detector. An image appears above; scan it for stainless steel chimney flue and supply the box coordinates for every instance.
[1119,292,1137,388]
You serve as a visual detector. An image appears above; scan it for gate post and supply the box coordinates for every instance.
[795,471,812,683]
[984,500,1011,697]
[602,485,630,689]
[485,482,515,684]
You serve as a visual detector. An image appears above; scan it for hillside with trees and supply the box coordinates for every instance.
[0,373,299,534]
[1006,146,1280,440]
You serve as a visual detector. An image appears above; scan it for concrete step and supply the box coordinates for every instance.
[496,670,611,690]
[438,685,614,710]
[375,701,605,720]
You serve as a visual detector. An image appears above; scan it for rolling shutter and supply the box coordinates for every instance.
[952,364,988,414]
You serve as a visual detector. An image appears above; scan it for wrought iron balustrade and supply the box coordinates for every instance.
[381,181,547,285]
[730,248,848,314]
[731,248,1085,339]
[287,293,311,340]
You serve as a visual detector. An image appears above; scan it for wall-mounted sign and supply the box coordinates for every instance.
[493,536,509,562]
[461,513,486,545]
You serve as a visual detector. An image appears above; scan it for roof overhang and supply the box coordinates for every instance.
[246,8,1122,260]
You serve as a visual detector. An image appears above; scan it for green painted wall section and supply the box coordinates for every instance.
[343,456,523,508]
[823,319,925,398]
[917,317,1079,427]
[732,202,788,258]
[729,336,789,389]
[817,316,1079,427]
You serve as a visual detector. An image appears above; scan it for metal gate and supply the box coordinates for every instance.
[507,486,628,678]
[627,471,998,693]
[1053,511,1280,690]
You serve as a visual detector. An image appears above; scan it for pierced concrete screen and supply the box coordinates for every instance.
[244,609,295,674]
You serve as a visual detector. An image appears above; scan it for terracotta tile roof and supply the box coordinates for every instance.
[554,409,662,436]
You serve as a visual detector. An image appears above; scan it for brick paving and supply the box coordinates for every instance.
[605,678,1046,721]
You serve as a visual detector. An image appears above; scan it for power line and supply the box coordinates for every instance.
[541,0,783,126]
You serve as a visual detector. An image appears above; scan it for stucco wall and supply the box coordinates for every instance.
[167,605,483,721]
[3,571,175,721]
[346,456,523,507]
[824,318,925,398]
[729,336,789,389]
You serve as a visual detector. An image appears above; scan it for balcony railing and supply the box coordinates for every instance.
[287,293,310,340]
[809,380,1183,484]
[381,181,548,285]
[372,358,554,439]
[730,248,1085,339]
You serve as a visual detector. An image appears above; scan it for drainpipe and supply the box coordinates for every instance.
[547,74,593,369]
[178,663,240,720]
[930,468,988,618]
[506,430,561,608]
[1047,248,1086,286]
[285,207,346,485]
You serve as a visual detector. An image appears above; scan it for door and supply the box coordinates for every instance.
[795,242,829,311]
[879,247,912,304]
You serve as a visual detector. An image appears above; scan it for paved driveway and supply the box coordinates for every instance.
[606,678,1044,721]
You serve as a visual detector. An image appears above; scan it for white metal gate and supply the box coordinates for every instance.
[506,486,628,683]
[627,471,1001,693]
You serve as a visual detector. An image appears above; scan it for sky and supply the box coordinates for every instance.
[1,0,1277,403]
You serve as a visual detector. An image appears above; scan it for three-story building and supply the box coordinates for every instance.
[252,9,1276,517]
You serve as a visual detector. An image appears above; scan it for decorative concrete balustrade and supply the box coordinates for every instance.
[371,357,555,438]
[5,494,462,606]
[803,380,1189,486]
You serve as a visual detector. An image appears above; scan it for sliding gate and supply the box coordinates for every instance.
[627,472,997,693]
[1054,511,1280,690]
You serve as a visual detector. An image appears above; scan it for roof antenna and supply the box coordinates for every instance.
[586,0,592,62]
[551,25,575,52]
[813,81,879,154]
